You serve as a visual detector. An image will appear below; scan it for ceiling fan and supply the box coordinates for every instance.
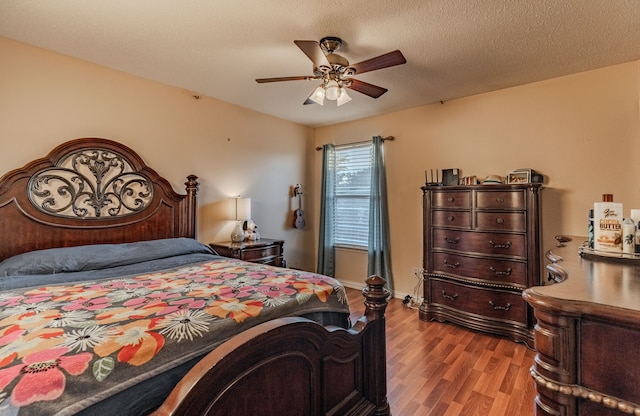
[255,37,406,106]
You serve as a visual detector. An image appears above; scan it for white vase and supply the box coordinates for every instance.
[230,221,244,243]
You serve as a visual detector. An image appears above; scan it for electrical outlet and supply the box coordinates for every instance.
[402,267,425,309]
[412,267,424,279]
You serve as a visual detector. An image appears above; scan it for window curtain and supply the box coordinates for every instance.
[317,143,336,276]
[368,136,394,293]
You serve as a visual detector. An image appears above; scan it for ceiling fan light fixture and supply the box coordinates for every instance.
[336,88,352,106]
[256,37,406,106]
[324,80,340,100]
[308,85,325,105]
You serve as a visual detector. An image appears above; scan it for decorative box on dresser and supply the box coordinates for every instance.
[420,183,542,348]
[524,236,640,416]
[209,238,284,267]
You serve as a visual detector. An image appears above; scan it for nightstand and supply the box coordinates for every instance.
[209,238,284,267]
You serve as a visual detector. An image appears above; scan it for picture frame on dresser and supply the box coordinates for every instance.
[442,168,460,186]
[506,170,531,184]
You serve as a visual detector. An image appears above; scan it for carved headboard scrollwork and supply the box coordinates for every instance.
[0,138,198,261]
[28,147,154,219]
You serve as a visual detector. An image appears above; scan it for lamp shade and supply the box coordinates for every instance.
[324,80,340,100]
[336,88,352,106]
[308,86,325,105]
[235,197,251,220]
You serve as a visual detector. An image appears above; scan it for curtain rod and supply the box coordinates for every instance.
[315,136,395,151]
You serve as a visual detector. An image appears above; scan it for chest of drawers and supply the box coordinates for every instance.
[420,184,542,347]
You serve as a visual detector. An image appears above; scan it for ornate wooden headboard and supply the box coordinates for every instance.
[0,138,198,261]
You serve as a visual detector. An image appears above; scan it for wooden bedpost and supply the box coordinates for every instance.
[181,175,199,238]
[362,275,391,416]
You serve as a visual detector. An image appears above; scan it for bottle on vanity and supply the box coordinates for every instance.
[594,194,623,253]
[622,217,636,254]
[587,209,594,249]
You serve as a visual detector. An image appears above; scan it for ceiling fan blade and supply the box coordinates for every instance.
[346,79,388,98]
[350,50,406,75]
[303,98,316,105]
[256,76,314,83]
[294,40,331,68]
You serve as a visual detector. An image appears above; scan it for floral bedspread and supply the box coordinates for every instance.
[0,259,349,415]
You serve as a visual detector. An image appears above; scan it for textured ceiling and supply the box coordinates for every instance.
[2,1,640,128]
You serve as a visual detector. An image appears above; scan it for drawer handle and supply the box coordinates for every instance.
[447,197,455,203]
[489,301,511,311]
[442,290,458,301]
[444,260,460,269]
[443,236,460,244]
[496,218,504,224]
[546,264,568,283]
[496,197,505,203]
[447,216,455,222]
[261,250,267,257]
[489,240,512,249]
[489,266,512,276]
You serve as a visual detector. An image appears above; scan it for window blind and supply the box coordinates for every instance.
[334,142,372,247]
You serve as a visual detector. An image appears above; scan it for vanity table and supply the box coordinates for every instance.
[523,236,640,416]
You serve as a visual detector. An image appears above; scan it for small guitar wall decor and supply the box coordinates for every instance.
[293,184,306,229]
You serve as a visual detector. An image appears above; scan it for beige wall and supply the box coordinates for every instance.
[315,61,640,297]
[4,36,640,299]
[0,37,317,271]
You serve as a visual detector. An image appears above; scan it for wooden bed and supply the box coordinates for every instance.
[0,138,391,416]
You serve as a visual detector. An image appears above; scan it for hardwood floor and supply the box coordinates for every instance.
[347,288,537,416]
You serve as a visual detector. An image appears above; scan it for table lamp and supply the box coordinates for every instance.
[230,197,251,243]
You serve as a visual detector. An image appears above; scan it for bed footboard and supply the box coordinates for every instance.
[154,275,391,416]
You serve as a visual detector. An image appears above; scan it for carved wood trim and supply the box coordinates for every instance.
[28,146,154,219]
[428,272,526,291]
[0,138,198,260]
[531,368,640,414]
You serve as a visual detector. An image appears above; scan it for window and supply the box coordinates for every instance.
[334,142,373,248]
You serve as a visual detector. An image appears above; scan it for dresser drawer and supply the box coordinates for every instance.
[432,210,471,228]
[210,239,284,266]
[432,191,471,209]
[433,229,526,258]
[240,245,281,262]
[476,190,525,210]
[476,212,526,232]
[430,278,527,324]
[432,252,527,286]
